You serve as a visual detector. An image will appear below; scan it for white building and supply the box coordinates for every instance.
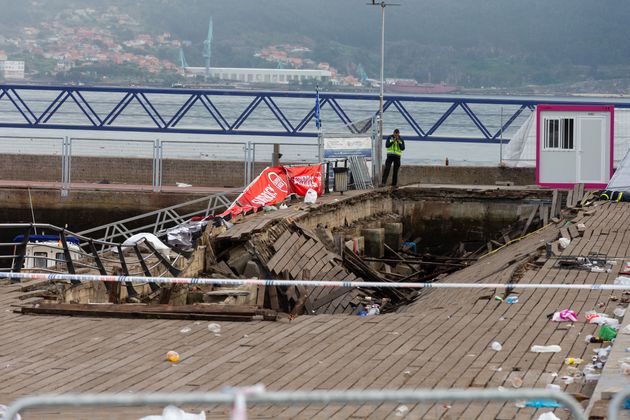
[0,60,25,80]
[183,66,331,84]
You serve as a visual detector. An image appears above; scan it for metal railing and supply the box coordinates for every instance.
[1,388,586,420]
[3,83,630,143]
[0,223,182,294]
[77,189,238,245]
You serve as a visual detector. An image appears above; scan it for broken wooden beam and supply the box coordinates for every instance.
[19,303,278,321]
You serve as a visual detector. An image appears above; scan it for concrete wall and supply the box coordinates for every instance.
[398,165,536,186]
[0,153,535,188]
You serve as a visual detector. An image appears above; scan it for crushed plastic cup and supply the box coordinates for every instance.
[208,323,221,334]
[531,345,561,353]
[180,327,191,334]
[491,341,502,351]
[395,405,409,416]
[166,350,180,363]
[614,307,627,317]
[622,363,630,376]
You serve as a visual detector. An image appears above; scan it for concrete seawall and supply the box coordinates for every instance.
[0,153,536,188]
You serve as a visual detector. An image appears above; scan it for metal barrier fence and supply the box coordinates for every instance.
[0,134,322,193]
[8,272,630,293]
[1,389,586,420]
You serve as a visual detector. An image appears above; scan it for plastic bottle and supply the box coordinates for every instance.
[531,345,561,353]
[505,296,519,304]
[367,305,380,316]
[491,341,502,351]
[564,357,584,365]
[595,346,611,362]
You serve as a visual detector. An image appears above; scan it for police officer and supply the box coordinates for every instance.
[382,128,405,187]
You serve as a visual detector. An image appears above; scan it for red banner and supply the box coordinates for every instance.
[287,164,324,197]
[218,164,323,219]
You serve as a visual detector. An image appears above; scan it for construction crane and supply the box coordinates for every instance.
[179,47,189,68]
[357,63,369,84]
[202,18,213,78]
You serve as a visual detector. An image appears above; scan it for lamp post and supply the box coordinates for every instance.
[368,1,399,186]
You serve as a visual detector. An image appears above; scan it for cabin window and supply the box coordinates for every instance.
[33,252,48,268]
[56,252,65,262]
[544,118,574,150]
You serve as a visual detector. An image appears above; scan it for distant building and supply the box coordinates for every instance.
[0,60,25,80]
[183,66,331,84]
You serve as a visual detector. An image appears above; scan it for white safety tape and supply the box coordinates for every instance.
[1,271,628,291]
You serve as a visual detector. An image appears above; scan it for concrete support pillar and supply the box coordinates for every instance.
[362,228,384,258]
[384,222,403,251]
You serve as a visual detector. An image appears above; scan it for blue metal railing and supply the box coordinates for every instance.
[2,84,630,143]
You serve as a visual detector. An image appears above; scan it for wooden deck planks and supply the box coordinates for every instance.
[0,202,629,419]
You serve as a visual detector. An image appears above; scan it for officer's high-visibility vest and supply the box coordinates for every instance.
[387,136,403,156]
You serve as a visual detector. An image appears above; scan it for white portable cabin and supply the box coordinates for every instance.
[536,105,614,189]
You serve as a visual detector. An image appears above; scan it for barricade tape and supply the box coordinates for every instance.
[1,271,629,291]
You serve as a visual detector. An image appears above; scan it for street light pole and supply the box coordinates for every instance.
[369,1,399,187]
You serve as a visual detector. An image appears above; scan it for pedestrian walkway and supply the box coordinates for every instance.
[0,200,627,418]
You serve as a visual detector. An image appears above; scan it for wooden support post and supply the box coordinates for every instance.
[521,206,538,236]
[550,190,559,218]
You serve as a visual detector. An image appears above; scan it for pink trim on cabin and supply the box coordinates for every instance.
[535,104,614,189]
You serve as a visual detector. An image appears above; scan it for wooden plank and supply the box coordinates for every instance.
[273,236,306,275]
[567,223,579,239]
[550,190,559,218]
[542,205,549,226]
[566,189,574,208]
[577,183,585,204]
[255,285,266,308]
[272,230,292,252]
[266,233,300,272]
[520,206,537,236]
[267,284,280,311]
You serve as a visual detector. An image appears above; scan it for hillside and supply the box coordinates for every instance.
[2,0,630,90]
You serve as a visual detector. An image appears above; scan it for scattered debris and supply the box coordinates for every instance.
[491,341,502,352]
[166,351,180,363]
[537,412,560,420]
[510,377,523,388]
[550,309,577,322]
[208,323,221,334]
[395,405,409,417]
[531,345,561,353]
[139,405,206,420]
